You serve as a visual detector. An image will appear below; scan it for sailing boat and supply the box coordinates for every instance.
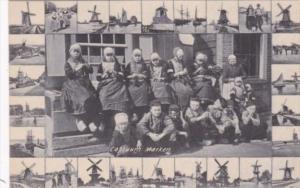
[193,7,207,26]
[174,5,191,26]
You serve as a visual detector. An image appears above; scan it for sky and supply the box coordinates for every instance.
[272,1,300,24]
[10,127,44,140]
[110,158,142,178]
[110,0,142,21]
[9,34,45,46]
[207,0,238,25]
[9,1,44,25]
[175,158,206,177]
[272,157,300,180]
[142,0,174,25]
[10,65,44,79]
[239,158,272,180]
[173,1,206,20]
[272,95,300,113]
[10,96,45,109]
[239,1,271,12]
[78,158,110,183]
[77,1,109,23]
[207,158,239,183]
[272,64,300,82]
[47,1,77,9]
[143,158,174,179]
[272,126,300,141]
[46,158,77,173]
[10,158,45,176]
[272,34,300,45]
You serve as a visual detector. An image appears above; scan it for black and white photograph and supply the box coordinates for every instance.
[9,65,45,96]
[272,157,300,187]
[10,96,46,127]
[272,34,300,64]
[272,96,300,126]
[10,127,45,158]
[77,1,109,34]
[272,127,300,156]
[110,158,142,188]
[9,34,45,65]
[141,0,174,33]
[77,158,110,188]
[272,0,300,33]
[45,1,77,33]
[272,65,300,95]
[9,1,45,34]
[206,158,239,187]
[173,0,206,33]
[142,158,175,188]
[109,0,142,33]
[45,158,77,188]
[44,33,272,157]
[10,158,45,188]
[239,158,272,187]
[175,158,207,188]
[238,0,271,33]
[206,0,239,33]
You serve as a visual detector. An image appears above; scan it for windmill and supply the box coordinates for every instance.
[214,159,229,186]
[20,161,36,183]
[280,160,294,181]
[217,3,229,25]
[293,129,298,143]
[151,159,165,181]
[88,5,101,23]
[86,158,102,185]
[64,158,76,185]
[276,3,293,27]
[251,160,262,181]
[21,1,36,26]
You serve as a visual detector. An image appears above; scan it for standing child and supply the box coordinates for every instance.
[61,44,102,137]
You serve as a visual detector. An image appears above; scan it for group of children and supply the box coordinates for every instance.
[61,43,268,156]
[49,8,72,32]
[245,3,266,32]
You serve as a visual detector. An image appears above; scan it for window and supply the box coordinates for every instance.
[234,34,261,78]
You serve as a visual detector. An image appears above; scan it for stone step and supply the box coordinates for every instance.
[52,144,109,157]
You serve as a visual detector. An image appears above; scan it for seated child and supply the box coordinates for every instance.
[168,104,190,148]
[109,113,137,157]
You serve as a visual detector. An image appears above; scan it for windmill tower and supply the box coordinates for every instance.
[293,129,298,143]
[88,5,101,23]
[151,159,165,181]
[217,3,229,25]
[64,158,76,185]
[20,161,36,184]
[280,160,294,181]
[214,159,230,186]
[21,1,36,26]
[251,160,262,182]
[86,158,102,185]
[195,162,202,178]
[276,3,293,27]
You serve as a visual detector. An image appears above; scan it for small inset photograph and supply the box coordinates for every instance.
[272,0,300,33]
[207,158,240,187]
[175,158,207,188]
[142,158,175,188]
[77,1,109,33]
[110,158,142,188]
[9,35,45,65]
[206,0,239,33]
[10,96,46,127]
[173,0,206,33]
[9,1,45,34]
[272,34,300,64]
[45,1,77,33]
[272,96,300,126]
[10,158,45,188]
[77,158,110,188]
[238,1,271,33]
[10,127,45,157]
[9,65,45,96]
[272,157,300,187]
[272,64,300,95]
[45,158,77,188]
[108,0,142,33]
[141,0,174,33]
[239,158,272,187]
[273,127,300,156]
